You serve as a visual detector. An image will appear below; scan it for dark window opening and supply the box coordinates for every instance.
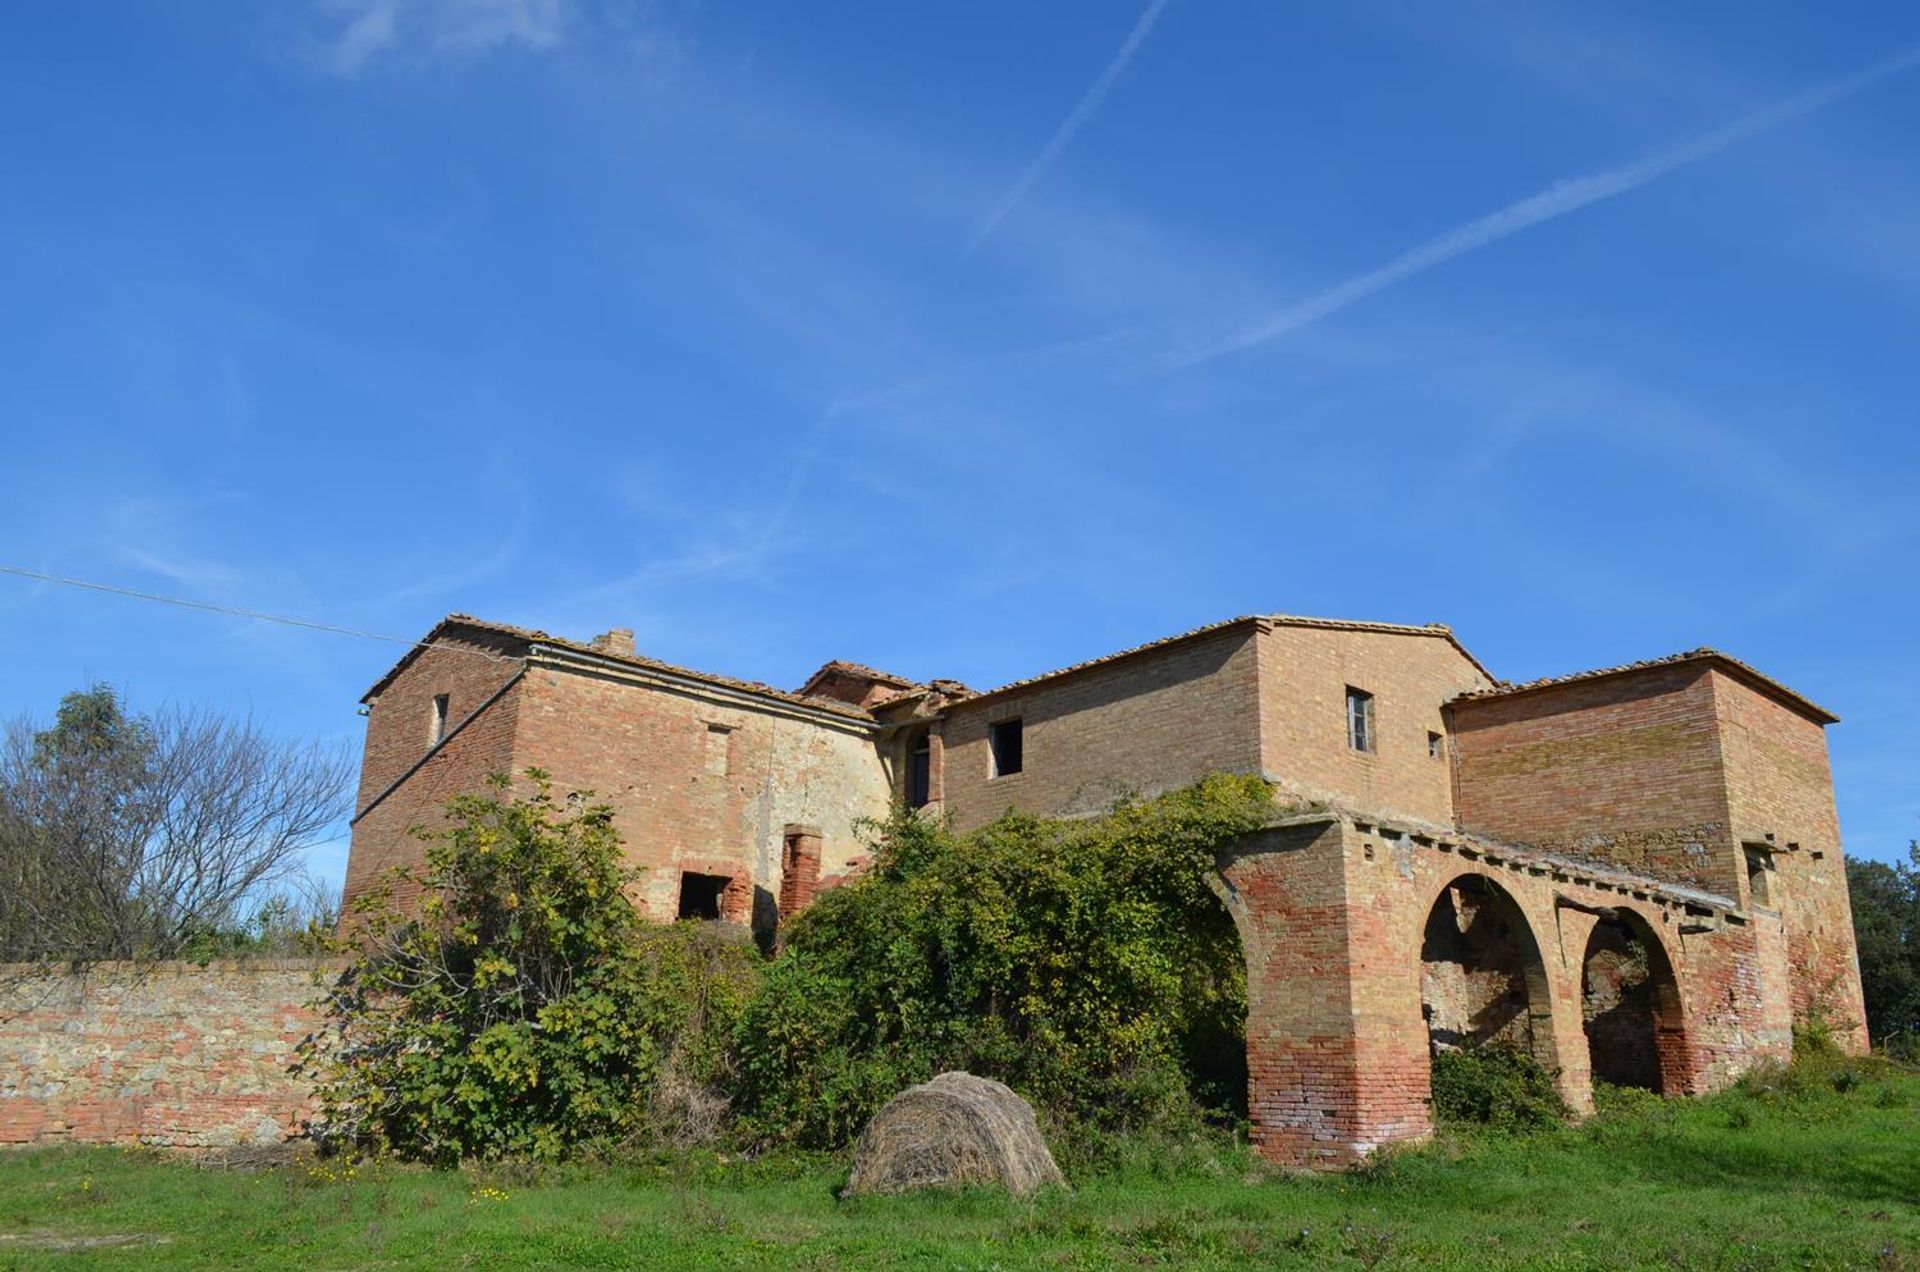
[430,693,450,745]
[1428,731,1444,759]
[677,871,730,921]
[989,719,1024,777]
[906,730,932,808]
[1346,687,1374,753]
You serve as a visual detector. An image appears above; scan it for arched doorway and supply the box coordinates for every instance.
[1581,911,1685,1093]
[1420,874,1557,1068]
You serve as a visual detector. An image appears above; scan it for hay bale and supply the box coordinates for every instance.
[844,1071,1065,1197]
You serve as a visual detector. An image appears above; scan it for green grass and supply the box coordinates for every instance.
[1,1055,1915,1270]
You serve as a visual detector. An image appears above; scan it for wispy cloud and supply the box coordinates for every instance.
[1179,41,1920,366]
[960,0,1173,261]
[316,0,567,76]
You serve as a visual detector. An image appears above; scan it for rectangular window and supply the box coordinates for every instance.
[1744,846,1778,909]
[1428,731,1444,760]
[429,693,450,745]
[988,718,1024,777]
[1346,687,1374,753]
[906,730,932,808]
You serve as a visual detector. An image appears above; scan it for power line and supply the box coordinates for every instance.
[0,564,513,665]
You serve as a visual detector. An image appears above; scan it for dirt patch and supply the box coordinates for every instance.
[0,1231,173,1251]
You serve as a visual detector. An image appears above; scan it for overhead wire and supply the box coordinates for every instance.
[0,564,519,666]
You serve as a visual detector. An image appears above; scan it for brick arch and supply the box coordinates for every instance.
[1580,904,1690,1094]
[1415,870,1562,1074]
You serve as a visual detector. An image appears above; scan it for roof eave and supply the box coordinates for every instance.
[1454,652,1839,726]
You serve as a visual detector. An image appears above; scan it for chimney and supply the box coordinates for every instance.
[589,628,636,657]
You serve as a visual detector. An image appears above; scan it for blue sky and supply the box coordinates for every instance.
[2,1,1917,888]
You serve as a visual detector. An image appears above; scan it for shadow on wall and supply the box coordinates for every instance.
[1420,875,1552,1062]
[753,886,778,956]
[1582,913,1685,1093]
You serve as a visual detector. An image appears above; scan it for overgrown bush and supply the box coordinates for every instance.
[1427,1043,1568,1133]
[303,773,760,1164]
[732,774,1277,1149]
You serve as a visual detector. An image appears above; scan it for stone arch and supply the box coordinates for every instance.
[1418,872,1559,1070]
[1580,907,1687,1093]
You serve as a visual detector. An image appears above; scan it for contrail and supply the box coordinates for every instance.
[961,0,1173,261]
[1180,41,1920,366]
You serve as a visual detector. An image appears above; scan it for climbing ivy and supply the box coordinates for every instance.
[732,774,1276,1148]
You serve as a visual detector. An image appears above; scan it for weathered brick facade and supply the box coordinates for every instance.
[345,618,888,942]
[341,612,1869,1167]
[0,960,336,1148]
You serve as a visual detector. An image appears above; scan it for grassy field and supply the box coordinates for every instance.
[1,1055,1915,1270]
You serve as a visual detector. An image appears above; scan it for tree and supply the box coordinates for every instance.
[305,773,759,1163]
[0,684,353,962]
[1848,843,1920,1053]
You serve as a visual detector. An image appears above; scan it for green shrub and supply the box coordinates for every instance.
[1884,1031,1920,1066]
[732,774,1276,1148]
[1427,1043,1568,1133]
[303,772,761,1164]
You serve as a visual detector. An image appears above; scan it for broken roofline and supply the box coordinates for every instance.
[796,659,926,698]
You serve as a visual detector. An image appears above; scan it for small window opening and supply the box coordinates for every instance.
[1428,731,1444,760]
[677,871,730,921]
[429,694,450,745]
[989,718,1024,777]
[1346,687,1374,753]
[1744,845,1778,909]
[906,729,932,808]
[705,723,733,776]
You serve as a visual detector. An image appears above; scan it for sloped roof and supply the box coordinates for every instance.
[360,615,875,722]
[1454,648,1838,725]
[951,614,1494,708]
[797,659,924,697]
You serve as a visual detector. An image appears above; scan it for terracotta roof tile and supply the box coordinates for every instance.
[951,614,1493,708]
[363,615,876,722]
[1454,648,1838,724]
[797,659,924,696]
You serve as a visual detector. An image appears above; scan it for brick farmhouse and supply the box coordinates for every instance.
[344,613,1869,1166]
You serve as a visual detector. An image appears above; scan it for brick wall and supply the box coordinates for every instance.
[510,662,890,926]
[1217,819,1376,1166]
[344,635,891,936]
[1230,812,1803,1167]
[1450,665,1741,894]
[1255,624,1488,824]
[0,960,335,1148]
[937,627,1263,832]
[344,632,527,917]
[1709,671,1869,1046]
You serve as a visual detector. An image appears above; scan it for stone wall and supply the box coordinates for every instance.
[0,960,336,1149]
